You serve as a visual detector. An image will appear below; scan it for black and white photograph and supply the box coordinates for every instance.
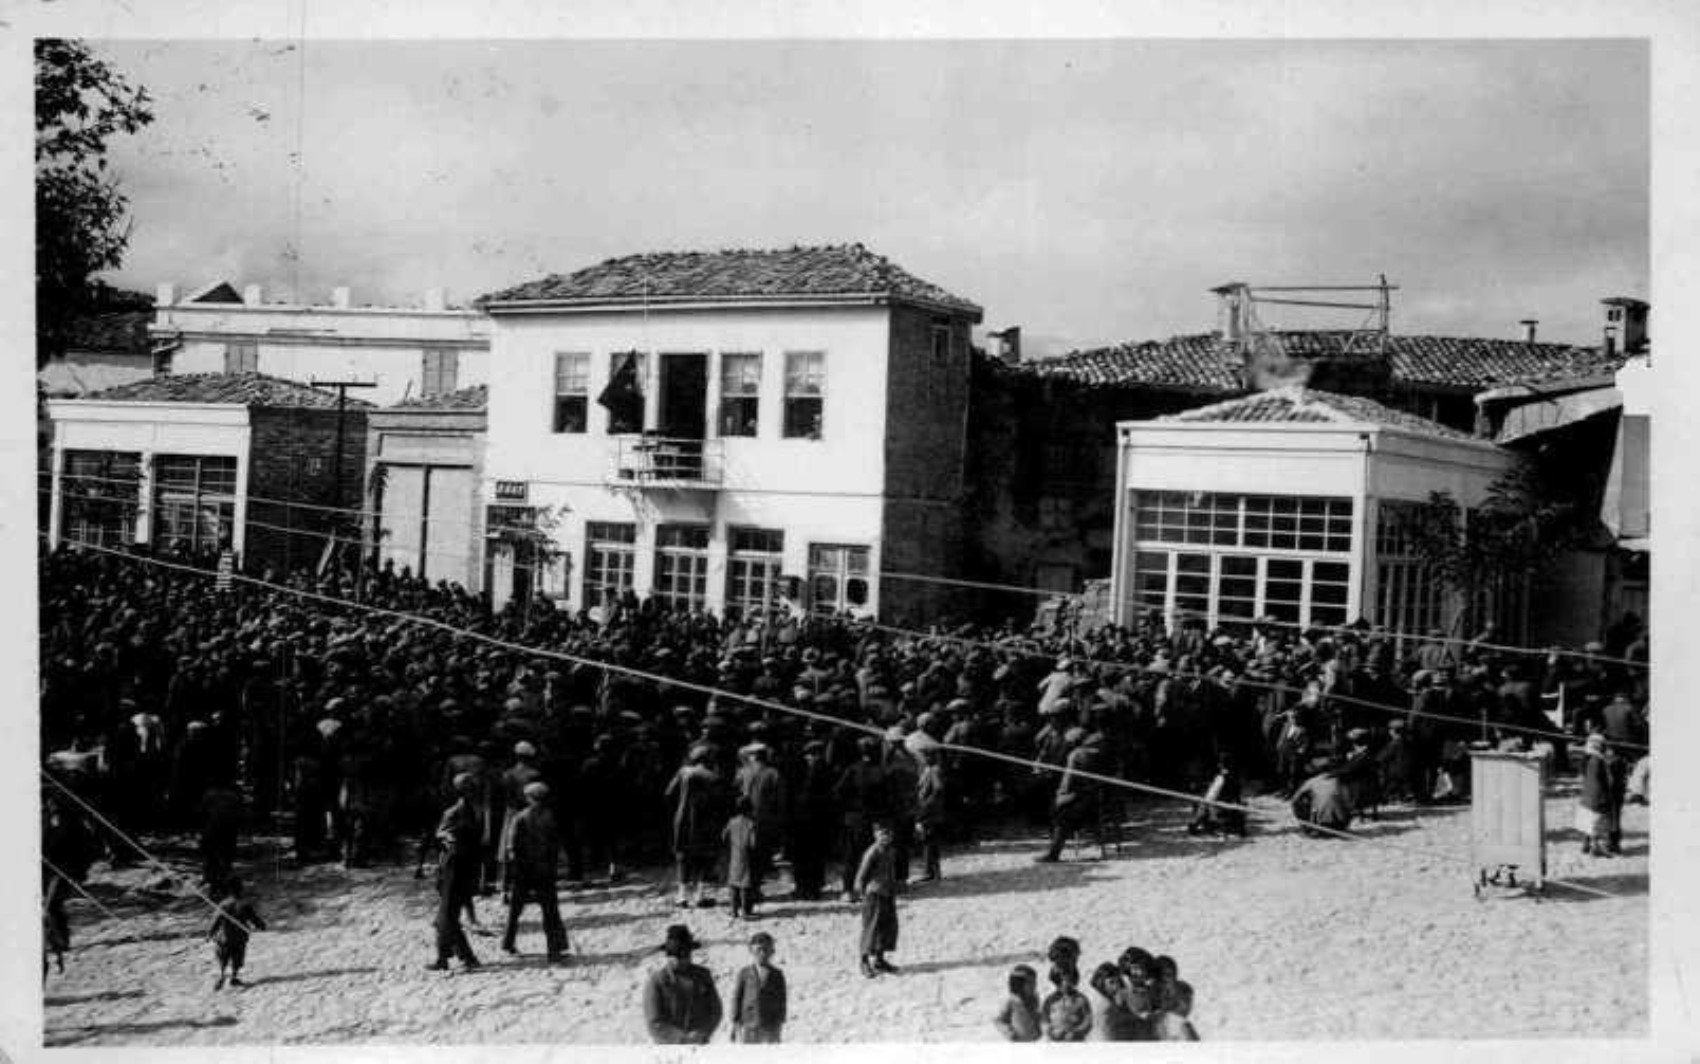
[8,3,1698,1058]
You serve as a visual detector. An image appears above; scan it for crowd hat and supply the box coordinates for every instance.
[513,740,537,758]
[661,924,701,956]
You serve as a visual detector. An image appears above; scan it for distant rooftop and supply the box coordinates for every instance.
[1160,386,1479,442]
[1028,330,1627,393]
[479,244,983,319]
[75,372,372,410]
[390,384,488,411]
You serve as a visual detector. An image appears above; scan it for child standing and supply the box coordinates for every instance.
[1041,964,1093,1041]
[854,821,900,977]
[724,796,759,918]
[1156,979,1200,1041]
[1577,732,1619,856]
[208,878,266,989]
[993,964,1042,1041]
[729,931,788,1043]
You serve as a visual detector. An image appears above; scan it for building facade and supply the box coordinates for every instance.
[477,245,981,620]
[1108,388,1514,640]
[364,385,488,594]
[152,281,491,407]
[47,373,370,575]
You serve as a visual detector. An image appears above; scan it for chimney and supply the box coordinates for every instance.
[155,282,177,307]
[989,327,1022,366]
[331,286,351,309]
[424,287,446,312]
[1602,297,1649,355]
[1212,282,1251,345]
[242,284,263,306]
[1519,319,1538,343]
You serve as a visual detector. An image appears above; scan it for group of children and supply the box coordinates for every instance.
[995,935,1199,1042]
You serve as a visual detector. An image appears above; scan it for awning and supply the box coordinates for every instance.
[1495,386,1622,444]
[1601,413,1650,543]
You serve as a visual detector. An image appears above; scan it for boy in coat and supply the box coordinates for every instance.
[208,877,266,989]
[729,930,788,1042]
[854,820,899,977]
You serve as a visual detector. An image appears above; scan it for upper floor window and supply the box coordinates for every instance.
[783,351,825,440]
[223,341,257,374]
[553,352,589,433]
[600,351,647,435]
[719,352,761,437]
[421,349,460,397]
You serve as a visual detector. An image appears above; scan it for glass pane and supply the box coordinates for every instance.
[1267,558,1303,581]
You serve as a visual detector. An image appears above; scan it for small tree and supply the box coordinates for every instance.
[36,39,154,367]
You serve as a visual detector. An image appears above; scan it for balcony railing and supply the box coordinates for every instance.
[608,435,723,488]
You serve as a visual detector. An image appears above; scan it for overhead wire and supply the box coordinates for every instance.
[40,536,1626,900]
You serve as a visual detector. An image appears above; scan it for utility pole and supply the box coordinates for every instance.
[310,378,376,573]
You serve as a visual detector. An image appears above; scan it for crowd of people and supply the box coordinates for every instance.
[39,543,1651,1002]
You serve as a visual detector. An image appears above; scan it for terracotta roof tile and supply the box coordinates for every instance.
[391,384,488,411]
[1162,386,1478,441]
[479,244,982,318]
[80,372,370,409]
[1024,331,1626,393]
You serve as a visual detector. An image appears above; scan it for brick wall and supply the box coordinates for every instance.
[963,358,1205,621]
[878,305,976,621]
[243,406,370,575]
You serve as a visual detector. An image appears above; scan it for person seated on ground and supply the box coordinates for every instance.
[1187,752,1245,837]
[1332,728,1381,820]
[1290,770,1353,835]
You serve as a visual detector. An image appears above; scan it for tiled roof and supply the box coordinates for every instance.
[391,384,488,411]
[1024,331,1626,393]
[79,372,371,409]
[62,310,153,355]
[479,244,982,318]
[38,358,155,398]
[1162,386,1479,441]
[1024,334,1238,392]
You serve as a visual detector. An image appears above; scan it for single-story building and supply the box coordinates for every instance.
[46,372,371,574]
[1108,386,1517,640]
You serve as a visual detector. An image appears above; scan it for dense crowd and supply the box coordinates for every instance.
[40,544,1650,926]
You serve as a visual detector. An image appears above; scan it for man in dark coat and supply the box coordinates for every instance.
[1035,728,1106,863]
[737,742,786,905]
[500,781,568,962]
[787,740,834,900]
[428,772,483,971]
[644,924,723,1044]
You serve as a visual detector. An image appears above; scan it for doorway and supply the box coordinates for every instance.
[659,353,708,439]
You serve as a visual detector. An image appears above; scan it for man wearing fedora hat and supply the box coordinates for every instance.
[644,924,723,1043]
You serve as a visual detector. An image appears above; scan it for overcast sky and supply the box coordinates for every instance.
[95,39,1647,357]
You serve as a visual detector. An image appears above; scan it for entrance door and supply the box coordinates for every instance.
[659,353,708,439]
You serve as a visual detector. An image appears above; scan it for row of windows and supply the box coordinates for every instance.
[222,344,467,399]
[552,351,826,440]
[1130,549,1351,629]
[60,450,236,554]
[583,523,868,616]
[1133,491,1354,553]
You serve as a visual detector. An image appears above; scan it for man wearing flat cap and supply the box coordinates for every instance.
[644,924,723,1044]
[500,781,568,963]
[428,772,484,971]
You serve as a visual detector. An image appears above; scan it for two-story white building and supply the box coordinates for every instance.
[152,281,492,407]
[477,244,982,620]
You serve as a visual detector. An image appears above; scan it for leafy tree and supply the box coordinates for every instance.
[1398,455,1592,636]
[36,38,154,367]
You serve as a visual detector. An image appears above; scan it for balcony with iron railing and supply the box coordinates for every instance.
[607,435,724,489]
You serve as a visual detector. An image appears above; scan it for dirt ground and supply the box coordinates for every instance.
[41,786,1647,1046]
